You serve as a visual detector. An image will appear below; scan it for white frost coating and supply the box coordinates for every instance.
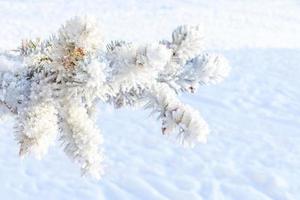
[56,16,103,53]
[107,43,171,87]
[143,43,172,72]
[193,54,230,85]
[177,53,231,92]
[147,83,209,147]
[0,16,230,179]
[16,101,58,159]
[60,101,104,179]
[171,25,204,64]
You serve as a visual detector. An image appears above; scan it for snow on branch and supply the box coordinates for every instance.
[145,83,209,147]
[0,16,230,179]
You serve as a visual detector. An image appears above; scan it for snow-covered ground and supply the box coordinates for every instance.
[0,0,299,199]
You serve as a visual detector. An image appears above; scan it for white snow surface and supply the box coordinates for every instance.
[0,0,299,199]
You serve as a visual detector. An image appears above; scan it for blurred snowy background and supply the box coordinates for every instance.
[0,0,299,199]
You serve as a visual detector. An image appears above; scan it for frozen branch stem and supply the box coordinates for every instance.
[0,16,230,179]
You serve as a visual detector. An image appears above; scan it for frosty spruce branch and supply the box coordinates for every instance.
[0,16,230,179]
